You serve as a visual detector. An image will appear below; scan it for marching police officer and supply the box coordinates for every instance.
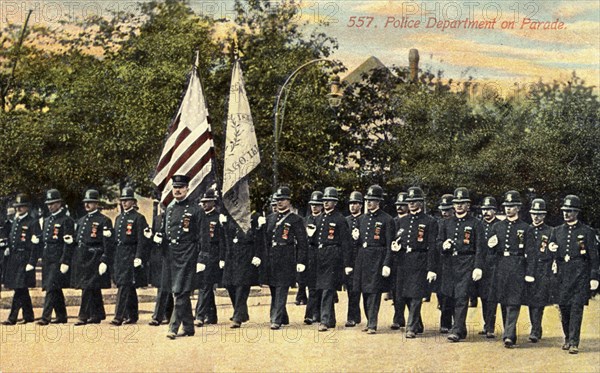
[303,190,323,324]
[344,191,363,327]
[264,186,309,330]
[313,187,351,332]
[353,185,394,334]
[389,192,408,330]
[526,198,554,343]
[71,189,114,325]
[437,187,485,342]
[36,189,75,325]
[148,206,174,326]
[487,190,536,348]
[111,187,150,325]
[549,195,599,354]
[436,194,454,334]
[1,194,38,325]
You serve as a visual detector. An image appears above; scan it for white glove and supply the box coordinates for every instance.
[257,216,266,228]
[63,235,73,244]
[306,224,316,237]
[133,258,142,267]
[4,248,9,256]
[552,261,558,274]
[382,266,391,278]
[219,260,225,269]
[443,239,453,251]
[251,257,261,267]
[31,235,39,244]
[391,240,401,252]
[25,264,34,272]
[60,264,69,274]
[219,214,228,224]
[488,235,498,248]
[345,267,353,275]
[98,262,107,275]
[153,233,163,244]
[548,242,558,252]
[591,280,599,291]
[472,268,482,281]
[427,271,437,283]
[103,227,112,238]
[143,227,153,239]
[352,228,359,241]
[296,264,306,273]
[196,263,206,272]
[0,239,6,248]
[525,276,535,283]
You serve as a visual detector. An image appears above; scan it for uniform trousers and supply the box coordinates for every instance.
[7,288,34,322]
[169,291,194,334]
[450,295,469,339]
[362,292,382,330]
[269,286,290,326]
[195,283,217,323]
[528,306,545,339]
[41,289,67,322]
[151,287,174,322]
[501,305,521,343]
[305,288,322,321]
[78,288,105,321]
[559,304,585,347]
[114,285,138,321]
[319,289,337,327]
[226,285,250,323]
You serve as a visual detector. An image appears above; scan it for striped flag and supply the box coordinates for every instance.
[222,59,260,232]
[152,51,215,206]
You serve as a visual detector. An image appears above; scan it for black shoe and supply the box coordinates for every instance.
[36,319,50,326]
[504,338,515,348]
[123,319,137,325]
[230,321,241,329]
[486,332,496,339]
[194,320,204,327]
[318,324,328,332]
[568,346,578,354]
[303,318,314,325]
[416,327,424,334]
[204,319,218,325]
[51,319,68,324]
[562,343,570,351]
[1,320,16,325]
[390,323,401,330]
[110,319,123,326]
[406,331,416,338]
[478,330,487,335]
[447,334,460,342]
[440,327,449,334]
[345,321,356,327]
[177,331,195,337]
[528,336,539,343]
[270,323,281,330]
[149,319,161,326]
[19,319,34,324]
[166,332,177,340]
[87,318,101,324]
[74,320,87,326]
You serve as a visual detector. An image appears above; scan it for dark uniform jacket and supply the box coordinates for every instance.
[345,213,362,289]
[384,211,438,299]
[40,208,75,290]
[302,213,322,288]
[478,217,499,300]
[72,210,114,289]
[437,214,485,299]
[196,209,224,286]
[353,208,394,294]
[550,221,599,305]
[488,218,536,305]
[221,213,264,287]
[264,209,308,287]
[526,223,556,307]
[113,208,149,287]
[148,213,165,288]
[3,213,38,289]
[160,197,202,294]
[314,209,351,290]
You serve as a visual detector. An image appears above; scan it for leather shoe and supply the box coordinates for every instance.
[440,327,449,334]
[110,319,123,326]
[230,321,241,329]
[51,319,68,324]
[504,338,515,348]
[36,319,50,326]
[194,320,204,327]
[345,321,356,327]
[568,346,578,354]
[406,331,416,339]
[87,318,101,324]
[361,327,369,332]
[149,319,161,326]
[486,332,496,339]
[390,323,400,330]
[303,318,314,325]
[478,330,487,335]
[447,334,460,342]
[366,329,376,334]
[562,343,570,351]
[1,320,16,325]
[123,319,137,325]
[270,323,280,330]
[318,324,328,332]
[19,319,34,324]
[528,336,539,343]
[177,331,195,337]
[166,332,177,340]
[74,320,87,326]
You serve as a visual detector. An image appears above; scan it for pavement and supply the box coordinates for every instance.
[0,290,599,373]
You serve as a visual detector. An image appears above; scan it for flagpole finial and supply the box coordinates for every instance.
[194,49,200,68]
[232,40,239,61]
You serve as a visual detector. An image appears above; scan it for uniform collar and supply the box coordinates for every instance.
[204,208,216,215]
[52,208,64,217]
[87,209,99,216]
[369,208,380,215]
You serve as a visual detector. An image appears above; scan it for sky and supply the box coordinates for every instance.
[1,0,598,94]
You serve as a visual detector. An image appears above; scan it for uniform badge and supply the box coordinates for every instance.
[517,229,524,249]
[91,222,99,238]
[53,224,60,240]
[504,251,510,257]
[577,235,586,254]
[540,235,548,252]
[20,225,28,242]
[463,226,472,245]
[374,222,382,240]
[209,221,216,237]
[417,224,425,242]
[282,222,290,240]
[327,223,336,240]
[564,254,570,262]
[126,222,134,236]
[183,216,191,233]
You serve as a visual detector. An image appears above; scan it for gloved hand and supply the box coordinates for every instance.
[548,242,558,252]
[63,235,73,245]
[591,280,599,291]
[25,264,34,272]
[427,271,437,283]
[103,227,112,238]
[443,239,453,251]
[219,214,228,224]
[60,264,69,274]
[143,227,153,239]
[31,235,40,244]
[4,248,10,256]
[382,266,391,278]
[219,260,225,269]
[391,240,401,252]
[133,258,142,268]
[196,263,206,272]
[153,233,163,244]
[488,235,498,248]
[472,268,483,281]
[0,239,6,248]
[306,224,317,238]
[98,262,107,275]
[352,228,359,241]
[345,267,353,275]
[296,264,306,273]
[525,276,535,283]
[257,216,266,228]
[251,257,261,267]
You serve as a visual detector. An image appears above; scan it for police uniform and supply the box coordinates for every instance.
[149,211,174,325]
[436,194,454,333]
[38,190,75,325]
[2,194,38,324]
[303,191,323,324]
[111,187,149,324]
[549,195,599,352]
[344,191,363,326]
[72,190,114,324]
[478,196,500,336]
[390,192,409,329]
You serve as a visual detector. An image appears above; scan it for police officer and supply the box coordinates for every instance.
[389,192,408,329]
[477,196,501,338]
[549,195,599,354]
[344,191,363,327]
[148,205,174,326]
[526,198,554,343]
[195,189,224,327]
[353,185,394,334]
[313,187,351,332]
[487,190,536,348]
[36,189,75,325]
[437,187,485,342]
[384,187,437,338]
[303,191,323,324]
[110,187,150,325]
[436,194,454,334]
[71,189,114,325]
[264,186,309,330]
[1,194,38,325]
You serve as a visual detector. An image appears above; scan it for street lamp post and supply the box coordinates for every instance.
[272,59,342,190]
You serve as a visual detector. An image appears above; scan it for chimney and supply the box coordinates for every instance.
[409,48,419,83]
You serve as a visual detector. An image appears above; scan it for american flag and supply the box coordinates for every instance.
[152,51,215,206]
